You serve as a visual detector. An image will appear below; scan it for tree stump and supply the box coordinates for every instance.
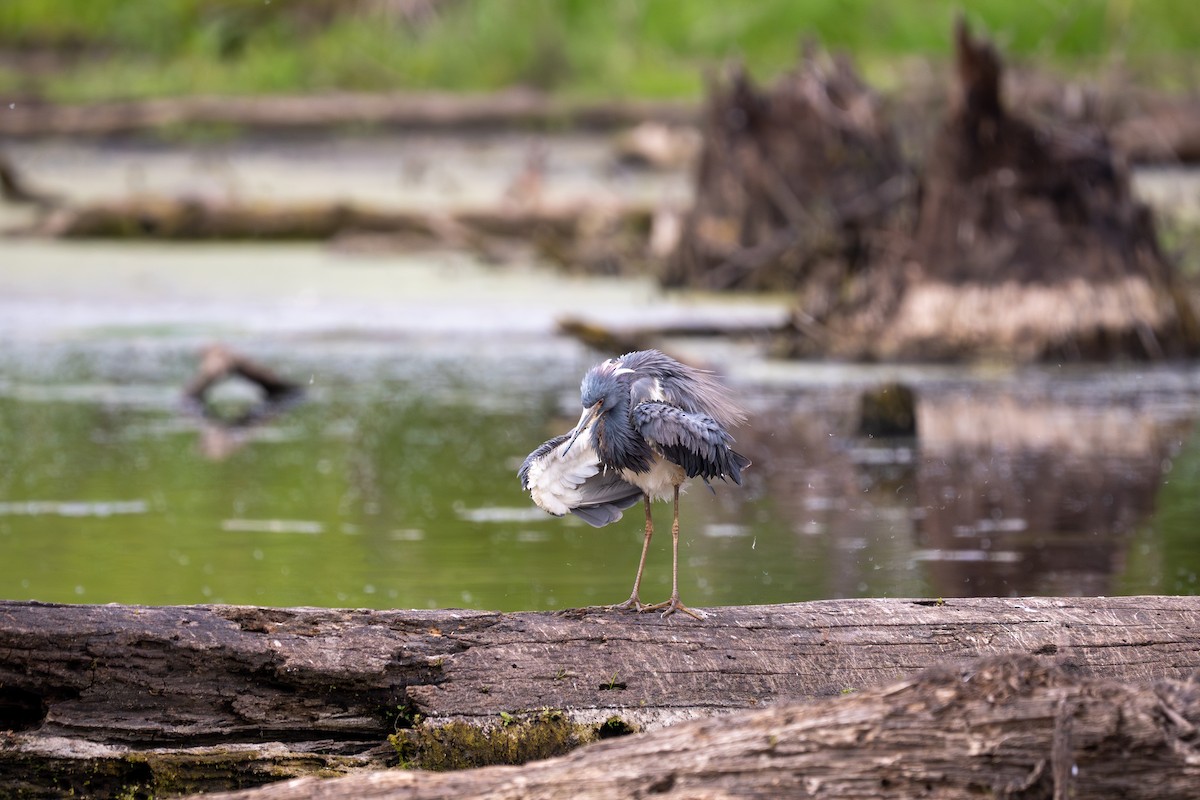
[666,20,1199,362]
[804,20,1200,361]
[664,50,908,297]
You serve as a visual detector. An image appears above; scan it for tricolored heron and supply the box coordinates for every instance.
[520,349,750,619]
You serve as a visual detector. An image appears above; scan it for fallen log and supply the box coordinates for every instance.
[23,195,659,273]
[31,197,612,241]
[3,597,1200,797]
[0,91,697,139]
[554,313,790,355]
[194,654,1200,800]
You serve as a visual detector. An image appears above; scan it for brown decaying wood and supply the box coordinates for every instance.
[24,195,657,271]
[821,20,1198,361]
[665,52,908,294]
[663,20,1198,361]
[0,91,696,138]
[194,654,1200,800]
[1112,105,1200,163]
[183,344,301,403]
[3,597,1200,796]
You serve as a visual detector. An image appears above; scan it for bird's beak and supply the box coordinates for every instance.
[562,402,601,456]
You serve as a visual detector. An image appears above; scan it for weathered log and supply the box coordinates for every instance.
[555,313,790,356]
[0,92,696,139]
[194,654,1200,800]
[25,194,658,270]
[31,197,596,240]
[3,598,1200,797]
[0,91,697,138]
[183,344,302,404]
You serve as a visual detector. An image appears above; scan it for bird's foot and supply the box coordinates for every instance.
[608,595,651,613]
[644,596,707,621]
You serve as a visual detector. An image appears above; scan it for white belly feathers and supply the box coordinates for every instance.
[621,457,686,502]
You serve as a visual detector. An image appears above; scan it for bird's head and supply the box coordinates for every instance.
[564,360,636,454]
[580,360,635,412]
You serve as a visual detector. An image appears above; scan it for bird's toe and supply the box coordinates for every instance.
[609,595,650,613]
[647,596,706,621]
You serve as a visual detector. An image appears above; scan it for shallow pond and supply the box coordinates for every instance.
[1,240,1198,611]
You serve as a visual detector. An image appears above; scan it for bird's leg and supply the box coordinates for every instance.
[610,495,654,612]
[647,486,706,620]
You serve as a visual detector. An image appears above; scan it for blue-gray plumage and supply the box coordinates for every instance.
[519,349,750,619]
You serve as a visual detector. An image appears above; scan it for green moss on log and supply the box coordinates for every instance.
[389,709,637,771]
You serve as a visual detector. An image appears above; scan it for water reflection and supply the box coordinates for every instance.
[0,339,1198,610]
[912,391,1189,597]
[721,373,1200,602]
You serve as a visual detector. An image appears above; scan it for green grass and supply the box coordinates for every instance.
[1,0,1198,103]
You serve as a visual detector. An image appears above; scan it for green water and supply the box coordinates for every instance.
[0,339,808,610]
[2,335,1198,612]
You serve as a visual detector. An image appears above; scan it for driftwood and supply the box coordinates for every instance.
[32,197,593,240]
[23,195,659,272]
[21,195,663,277]
[184,344,301,405]
[0,91,696,139]
[554,313,789,356]
[179,345,305,460]
[196,654,1200,800]
[3,597,1200,797]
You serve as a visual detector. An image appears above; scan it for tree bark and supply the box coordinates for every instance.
[2,597,1199,797]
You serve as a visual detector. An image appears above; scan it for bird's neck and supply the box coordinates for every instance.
[592,399,652,473]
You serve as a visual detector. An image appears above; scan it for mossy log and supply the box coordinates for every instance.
[197,654,1200,800]
[3,597,1200,797]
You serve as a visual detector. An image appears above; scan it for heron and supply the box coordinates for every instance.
[519,349,750,619]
